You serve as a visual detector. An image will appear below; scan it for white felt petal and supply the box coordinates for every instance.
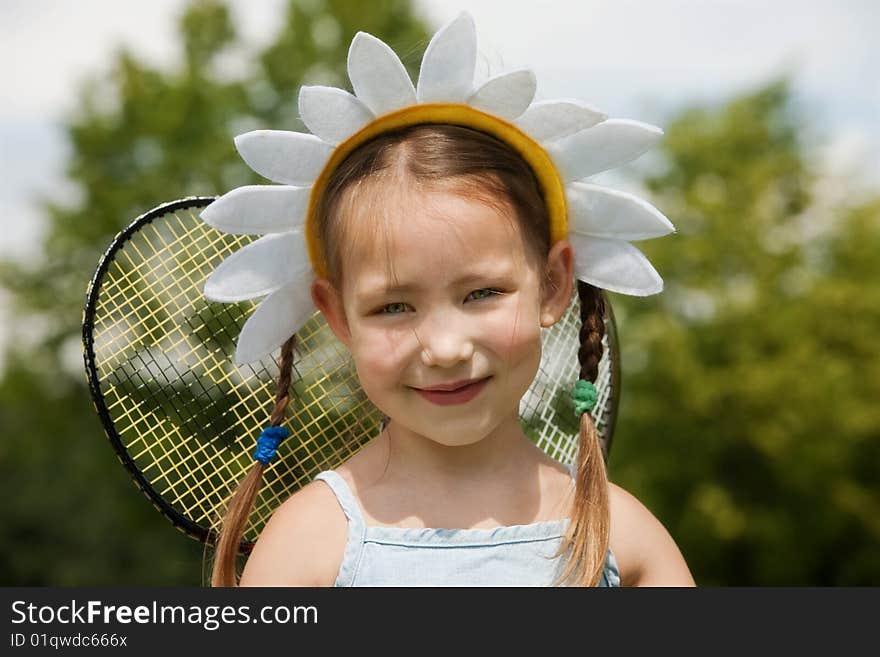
[416,12,476,103]
[234,130,333,186]
[234,274,317,365]
[567,182,675,241]
[515,100,607,142]
[298,85,374,144]
[568,233,664,296]
[546,119,663,181]
[204,232,310,302]
[348,31,416,116]
[200,185,310,235]
[466,69,536,120]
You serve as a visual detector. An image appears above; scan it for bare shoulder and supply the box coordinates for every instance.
[238,478,348,587]
[608,481,696,587]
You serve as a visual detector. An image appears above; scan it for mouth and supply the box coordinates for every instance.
[412,377,491,406]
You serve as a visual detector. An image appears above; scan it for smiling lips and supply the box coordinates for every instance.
[413,377,491,406]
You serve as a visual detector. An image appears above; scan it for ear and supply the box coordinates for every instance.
[540,239,575,328]
[311,277,352,348]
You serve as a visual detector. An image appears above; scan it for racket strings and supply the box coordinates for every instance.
[524,291,613,464]
[88,201,614,546]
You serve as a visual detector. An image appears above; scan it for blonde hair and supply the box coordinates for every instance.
[210,124,609,587]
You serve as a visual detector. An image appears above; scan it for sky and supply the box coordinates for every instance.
[0,0,878,361]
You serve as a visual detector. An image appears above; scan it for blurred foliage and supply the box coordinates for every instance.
[0,0,428,585]
[608,81,880,584]
[1,0,878,585]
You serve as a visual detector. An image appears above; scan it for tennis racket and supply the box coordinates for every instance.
[82,197,621,551]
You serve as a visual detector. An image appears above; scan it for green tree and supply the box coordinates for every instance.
[0,0,428,585]
[608,80,880,584]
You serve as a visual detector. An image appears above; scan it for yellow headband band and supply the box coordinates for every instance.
[305,103,568,279]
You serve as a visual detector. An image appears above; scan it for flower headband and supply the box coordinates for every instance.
[200,12,675,364]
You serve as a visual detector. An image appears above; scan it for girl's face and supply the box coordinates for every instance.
[313,183,573,448]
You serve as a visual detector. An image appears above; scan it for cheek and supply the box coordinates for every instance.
[483,302,544,372]
[511,328,543,382]
[350,326,414,384]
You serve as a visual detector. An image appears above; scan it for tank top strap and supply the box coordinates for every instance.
[601,547,622,586]
[313,470,366,586]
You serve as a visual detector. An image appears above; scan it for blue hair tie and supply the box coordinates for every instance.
[253,425,290,465]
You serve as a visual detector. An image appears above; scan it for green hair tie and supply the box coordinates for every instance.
[572,379,598,417]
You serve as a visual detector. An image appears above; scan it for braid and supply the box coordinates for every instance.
[552,280,611,587]
[269,336,296,426]
[210,334,297,586]
[577,281,607,384]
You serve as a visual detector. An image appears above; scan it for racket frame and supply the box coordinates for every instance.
[83,197,220,546]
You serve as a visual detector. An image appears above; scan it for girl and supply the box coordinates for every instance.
[204,14,695,587]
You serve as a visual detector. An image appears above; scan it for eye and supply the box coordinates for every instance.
[374,288,504,315]
[466,288,504,302]
[376,302,410,315]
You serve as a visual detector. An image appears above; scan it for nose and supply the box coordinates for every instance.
[417,311,475,368]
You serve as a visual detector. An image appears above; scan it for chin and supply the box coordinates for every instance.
[397,415,498,448]
[428,433,487,448]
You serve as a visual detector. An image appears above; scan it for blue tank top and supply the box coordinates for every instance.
[314,469,621,587]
